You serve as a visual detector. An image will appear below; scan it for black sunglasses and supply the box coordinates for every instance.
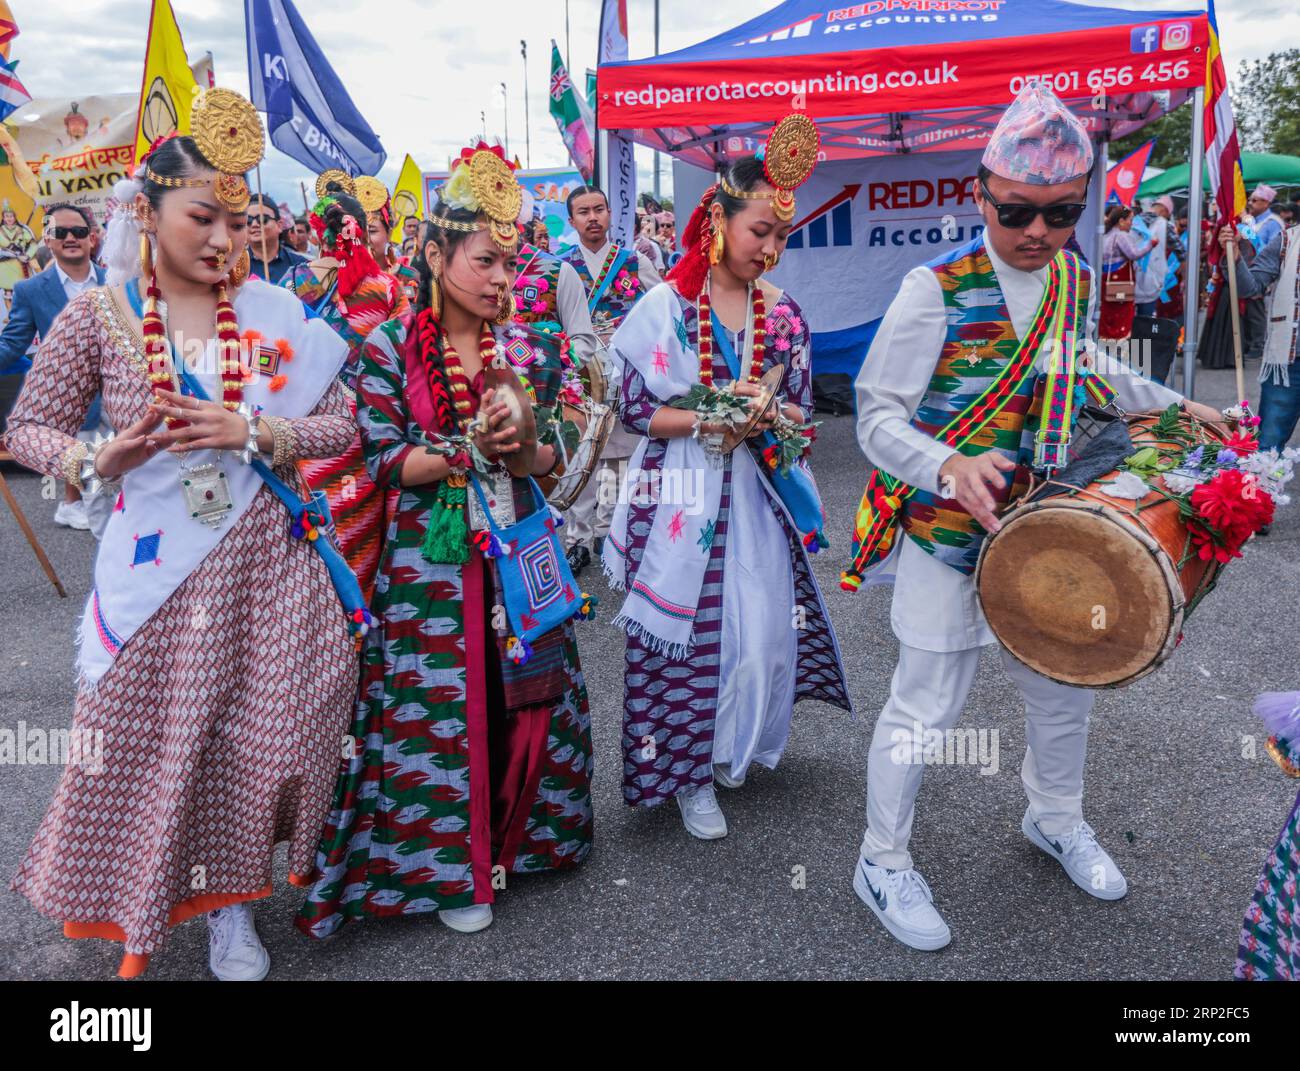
[979,178,1086,230]
[52,225,91,240]
[248,214,277,226]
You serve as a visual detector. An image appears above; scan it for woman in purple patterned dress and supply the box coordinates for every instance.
[601,150,851,840]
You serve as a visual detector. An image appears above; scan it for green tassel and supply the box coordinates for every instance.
[421,481,470,564]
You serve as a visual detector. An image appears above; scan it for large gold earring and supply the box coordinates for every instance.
[493,285,516,325]
[140,232,154,279]
[708,224,725,267]
[428,271,442,319]
[228,248,250,289]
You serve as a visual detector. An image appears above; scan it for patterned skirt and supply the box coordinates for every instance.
[1235,790,1300,980]
[296,501,594,939]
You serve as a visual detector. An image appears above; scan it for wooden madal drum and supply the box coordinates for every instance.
[974,413,1229,689]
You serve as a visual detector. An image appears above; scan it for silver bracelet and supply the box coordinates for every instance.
[78,431,121,497]
[234,402,263,465]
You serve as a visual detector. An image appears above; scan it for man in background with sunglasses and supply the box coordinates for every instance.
[0,202,107,533]
[849,83,1220,953]
[245,192,305,285]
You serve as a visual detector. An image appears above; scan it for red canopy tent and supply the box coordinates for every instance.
[597,1,1215,388]
[598,0,1207,163]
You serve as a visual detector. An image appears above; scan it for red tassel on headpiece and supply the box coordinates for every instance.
[334,236,383,299]
[666,181,720,302]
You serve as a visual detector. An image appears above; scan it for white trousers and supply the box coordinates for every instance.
[859,641,1095,871]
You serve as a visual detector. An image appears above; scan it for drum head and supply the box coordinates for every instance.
[976,503,1178,688]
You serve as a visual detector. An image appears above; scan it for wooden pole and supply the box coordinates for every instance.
[1225,233,1247,404]
[0,461,66,597]
[300,181,310,213]
[254,165,271,280]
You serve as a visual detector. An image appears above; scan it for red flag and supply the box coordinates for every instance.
[1203,0,1247,311]
[1105,140,1155,208]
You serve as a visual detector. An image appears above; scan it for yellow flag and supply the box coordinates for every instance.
[133,0,199,166]
[390,154,424,240]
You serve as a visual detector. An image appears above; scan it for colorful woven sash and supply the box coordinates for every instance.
[842,250,1093,591]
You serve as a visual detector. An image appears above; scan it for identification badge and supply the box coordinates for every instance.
[181,462,234,528]
[467,469,517,531]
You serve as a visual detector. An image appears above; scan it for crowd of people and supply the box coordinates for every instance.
[1,80,1297,985]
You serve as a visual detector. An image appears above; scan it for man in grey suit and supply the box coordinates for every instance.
[0,203,107,531]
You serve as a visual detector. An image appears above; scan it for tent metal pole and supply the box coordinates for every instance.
[1183,84,1206,399]
[1089,138,1108,278]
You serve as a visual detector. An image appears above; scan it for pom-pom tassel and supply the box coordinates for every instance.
[840,570,863,592]
[506,635,533,665]
[421,480,470,564]
[577,592,599,620]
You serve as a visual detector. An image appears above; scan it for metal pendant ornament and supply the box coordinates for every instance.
[227,248,251,288]
[428,271,442,319]
[494,284,517,325]
[721,112,820,224]
[189,88,265,214]
[708,225,725,266]
[316,170,356,199]
[139,231,154,279]
[180,458,235,528]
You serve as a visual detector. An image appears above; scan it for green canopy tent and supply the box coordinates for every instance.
[1139,151,1300,196]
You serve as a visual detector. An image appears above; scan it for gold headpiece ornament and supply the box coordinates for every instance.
[140,88,264,214]
[315,169,356,200]
[721,113,820,223]
[355,176,391,215]
[188,88,263,213]
[431,143,521,252]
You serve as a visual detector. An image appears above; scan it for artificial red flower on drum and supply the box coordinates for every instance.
[1188,468,1275,559]
[1223,431,1260,456]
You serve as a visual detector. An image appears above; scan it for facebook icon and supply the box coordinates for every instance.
[1130,24,1160,53]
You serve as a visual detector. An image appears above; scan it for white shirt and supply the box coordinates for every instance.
[854,238,1183,652]
[55,261,96,302]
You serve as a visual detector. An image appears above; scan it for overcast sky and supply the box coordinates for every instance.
[9,0,1296,204]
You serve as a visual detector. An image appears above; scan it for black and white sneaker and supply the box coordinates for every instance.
[853,856,951,951]
[1022,809,1127,900]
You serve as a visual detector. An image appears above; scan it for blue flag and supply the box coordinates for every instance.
[244,0,385,177]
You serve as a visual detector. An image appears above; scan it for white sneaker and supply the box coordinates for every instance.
[439,903,493,933]
[207,903,270,981]
[712,762,745,789]
[1022,809,1128,901]
[853,856,952,951]
[53,500,90,530]
[676,782,728,839]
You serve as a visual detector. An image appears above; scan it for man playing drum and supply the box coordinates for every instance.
[847,83,1221,951]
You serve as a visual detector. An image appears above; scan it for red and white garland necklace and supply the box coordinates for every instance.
[141,268,244,428]
[439,322,499,431]
[696,282,766,388]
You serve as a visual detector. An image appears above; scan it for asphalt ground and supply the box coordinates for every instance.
[1,362,1296,981]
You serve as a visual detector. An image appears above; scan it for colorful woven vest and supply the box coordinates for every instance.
[902,240,1061,572]
[513,244,563,329]
[559,242,645,336]
[842,235,1113,588]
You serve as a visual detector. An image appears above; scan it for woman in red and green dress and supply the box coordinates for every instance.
[297,149,593,938]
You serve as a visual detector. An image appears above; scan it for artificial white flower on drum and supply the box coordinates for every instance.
[1161,470,1203,496]
[1105,470,1152,500]
[1238,446,1298,505]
